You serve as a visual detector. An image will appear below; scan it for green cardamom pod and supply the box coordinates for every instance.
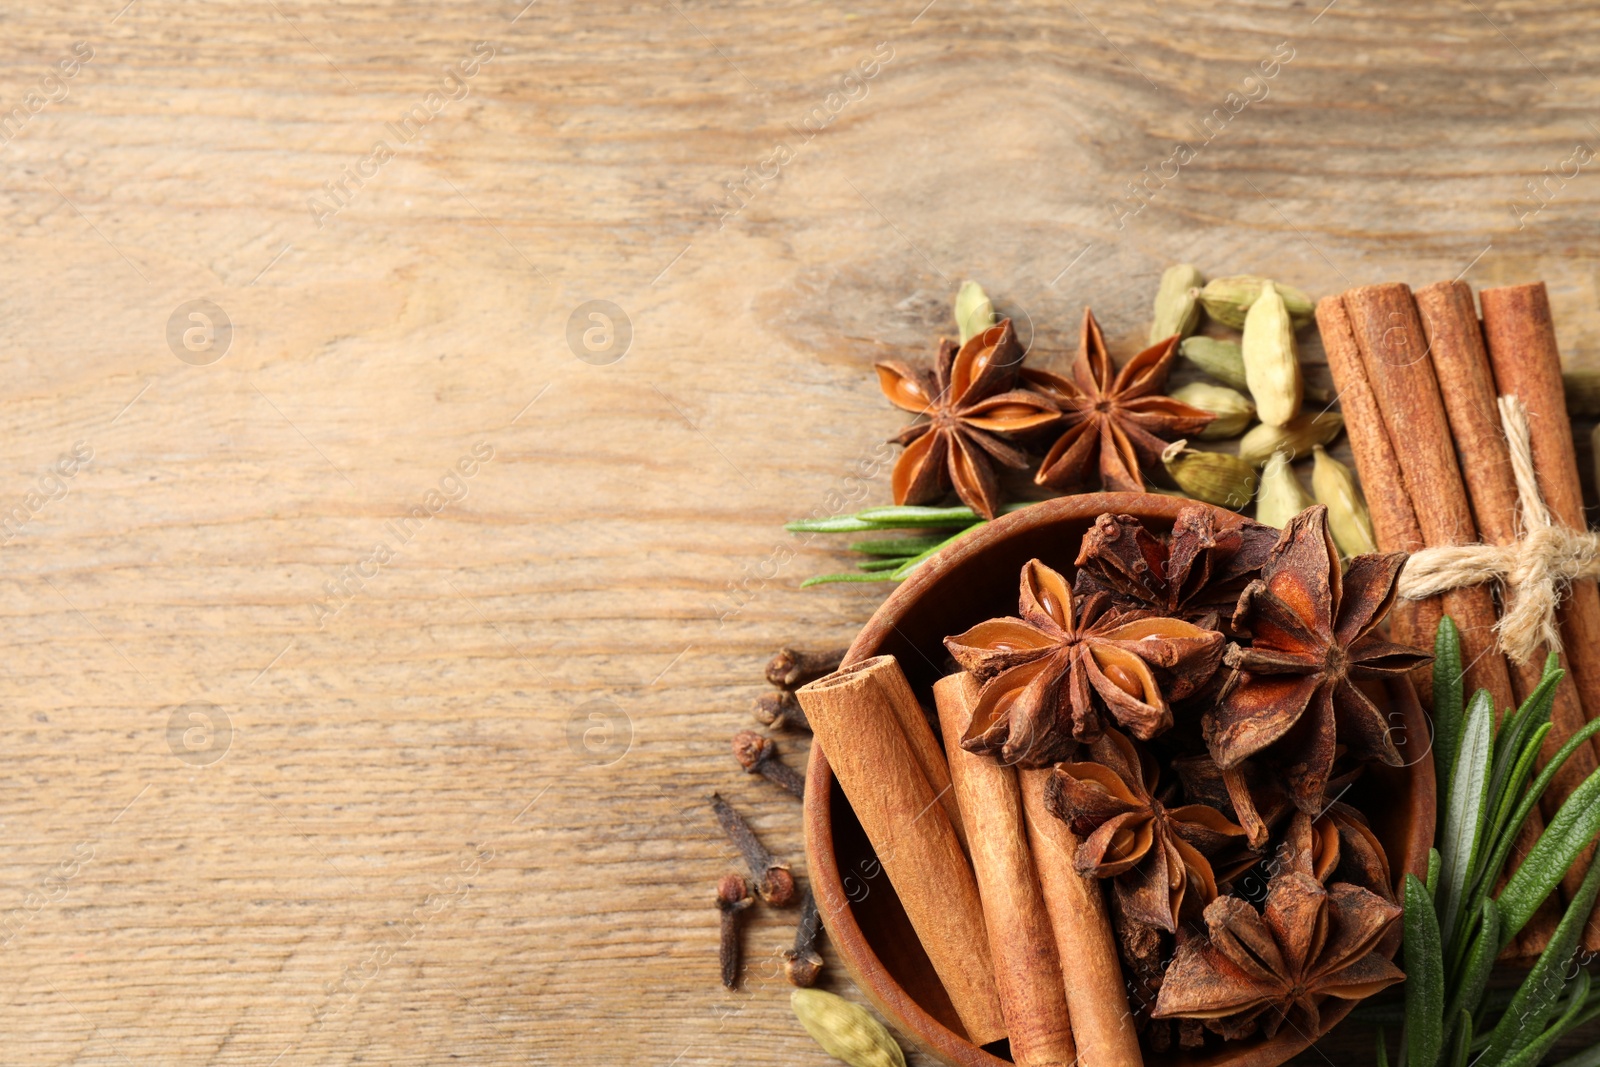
[1256,451,1315,529]
[1312,445,1378,555]
[954,280,996,345]
[1179,336,1249,390]
[1238,410,1344,466]
[1171,382,1255,439]
[1241,280,1303,427]
[1200,275,1315,329]
[1161,440,1258,510]
[1149,264,1205,345]
[791,989,907,1067]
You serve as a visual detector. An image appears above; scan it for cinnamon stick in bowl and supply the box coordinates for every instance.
[796,655,1007,1045]
[933,672,1077,1067]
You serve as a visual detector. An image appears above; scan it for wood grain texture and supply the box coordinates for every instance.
[0,1,1597,1064]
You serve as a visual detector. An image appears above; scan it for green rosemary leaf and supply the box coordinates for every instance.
[855,557,910,572]
[1484,856,1600,1065]
[1496,762,1600,947]
[1403,874,1445,1067]
[1442,898,1498,1043]
[1493,968,1593,1067]
[1486,655,1562,817]
[1437,688,1496,952]
[785,516,881,533]
[1543,998,1600,1067]
[848,536,946,557]
[799,572,898,587]
[1376,1026,1390,1067]
[1473,715,1600,940]
[1433,617,1466,804]
[852,505,989,526]
[889,526,978,580]
[1426,847,1441,899]
[1476,723,1553,893]
[1449,1009,1474,1067]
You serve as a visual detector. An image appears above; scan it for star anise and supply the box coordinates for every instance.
[1152,869,1403,1040]
[946,559,1225,765]
[1027,308,1213,492]
[875,320,1058,519]
[1044,727,1249,932]
[1074,505,1279,631]
[1204,505,1432,816]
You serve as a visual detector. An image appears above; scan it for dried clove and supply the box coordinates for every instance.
[709,791,797,906]
[716,871,753,989]
[783,887,824,987]
[732,730,806,801]
[753,690,811,731]
[765,647,848,690]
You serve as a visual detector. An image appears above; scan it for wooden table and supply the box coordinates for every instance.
[2,1,1597,1063]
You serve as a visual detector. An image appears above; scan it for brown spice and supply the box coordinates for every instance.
[947,559,1223,764]
[1205,506,1431,821]
[783,887,823,987]
[1044,727,1247,934]
[1152,869,1403,1039]
[795,655,1007,1044]
[1314,296,1439,692]
[934,673,1077,1067]
[716,872,753,989]
[1338,283,1514,710]
[1017,766,1144,1067]
[709,791,796,907]
[765,646,849,690]
[753,689,811,731]
[1029,309,1213,493]
[731,731,806,801]
[1072,506,1277,631]
[876,321,1058,519]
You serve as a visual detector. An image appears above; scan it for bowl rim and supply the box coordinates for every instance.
[804,492,1436,1067]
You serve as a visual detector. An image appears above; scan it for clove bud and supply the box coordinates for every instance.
[784,887,824,987]
[753,690,810,731]
[716,872,753,989]
[732,730,807,801]
[709,791,797,906]
[766,647,849,690]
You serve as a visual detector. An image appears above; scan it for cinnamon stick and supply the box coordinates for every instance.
[796,656,1006,1044]
[1017,767,1142,1067]
[871,654,968,854]
[1480,283,1600,755]
[1338,284,1516,713]
[934,674,1076,1067]
[1316,296,1439,683]
[1414,280,1576,953]
[1480,282,1600,951]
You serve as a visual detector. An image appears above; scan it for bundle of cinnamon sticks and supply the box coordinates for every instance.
[798,656,1141,1067]
[1317,280,1600,954]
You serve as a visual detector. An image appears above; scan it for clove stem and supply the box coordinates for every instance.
[765,647,849,690]
[783,887,823,987]
[715,872,752,989]
[753,690,810,731]
[731,731,806,801]
[709,791,796,906]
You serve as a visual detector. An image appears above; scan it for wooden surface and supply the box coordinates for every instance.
[2,1,1599,1064]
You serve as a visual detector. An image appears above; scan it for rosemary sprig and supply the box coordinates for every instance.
[789,502,1033,587]
[1395,616,1600,1067]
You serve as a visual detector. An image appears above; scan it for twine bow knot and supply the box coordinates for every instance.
[1397,395,1600,662]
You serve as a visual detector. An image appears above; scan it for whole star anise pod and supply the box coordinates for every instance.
[875,320,1058,519]
[1204,505,1432,816]
[945,559,1224,765]
[1044,727,1248,933]
[1027,308,1213,492]
[1286,803,1394,902]
[1074,505,1278,631]
[1152,869,1403,1040]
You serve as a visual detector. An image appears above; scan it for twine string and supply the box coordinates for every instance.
[1396,395,1600,661]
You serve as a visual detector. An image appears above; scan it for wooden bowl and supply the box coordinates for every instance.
[804,492,1436,1067]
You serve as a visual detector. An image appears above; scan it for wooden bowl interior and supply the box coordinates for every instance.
[805,493,1436,1067]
